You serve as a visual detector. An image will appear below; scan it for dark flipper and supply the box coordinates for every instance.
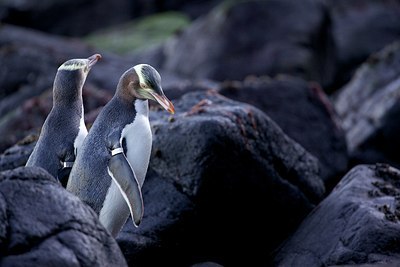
[57,143,75,187]
[57,161,74,187]
[108,148,144,227]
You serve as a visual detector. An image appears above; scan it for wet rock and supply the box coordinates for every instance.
[163,0,336,88]
[334,42,400,168]
[273,164,400,266]
[0,166,127,266]
[118,91,324,266]
[324,0,400,88]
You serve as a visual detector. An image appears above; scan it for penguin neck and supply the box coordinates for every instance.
[53,91,83,104]
[52,87,84,118]
[53,91,83,109]
[115,94,149,117]
[133,99,149,117]
[52,70,85,108]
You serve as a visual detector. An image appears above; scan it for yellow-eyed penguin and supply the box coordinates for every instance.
[66,64,174,237]
[26,54,101,186]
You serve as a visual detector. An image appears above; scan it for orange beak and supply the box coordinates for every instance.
[151,92,175,114]
[87,54,102,69]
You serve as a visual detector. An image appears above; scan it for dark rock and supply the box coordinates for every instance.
[0,166,127,266]
[117,170,195,267]
[151,90,325,202]
[0,0,221,36]
[273,164,400,266]
[324,0,400,88]
[218,76,348,189]
[334,42,400,169]
[329,263,400,267]
[163,78,219,100]
[0,135,36,172]
[118,91,324,266]
[131,0,221,19]
[163,0,336,88]
[163,76,348,189]
[0,0,133,36]
[191,262,224,267]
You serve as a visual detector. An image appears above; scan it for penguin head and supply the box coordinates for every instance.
[58,54,102,74]
[118,64,175,114]
[54,54,101,101]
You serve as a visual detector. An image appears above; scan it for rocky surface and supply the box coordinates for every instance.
[0,135,37,172]
[273,164,400,266]
[218,76,348,188]
[130,0,221,19]
[334,42,400,169]
[117,91,324,266]
[162,0,336,88]
[0,0,219,37]
[0,166,127,266]
[0,0,133,36]
[117,169,195,267]
[162,76,348,189]
[323,0,400,88]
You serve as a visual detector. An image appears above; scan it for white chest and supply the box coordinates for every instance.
[73,105,88,155]
[120,101,152,187]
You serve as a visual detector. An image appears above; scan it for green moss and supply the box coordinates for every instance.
[85,11,190,55]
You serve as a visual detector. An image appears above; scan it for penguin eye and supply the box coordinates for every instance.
[140,83,149,89]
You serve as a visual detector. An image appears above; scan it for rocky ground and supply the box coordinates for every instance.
[1,0,400,266]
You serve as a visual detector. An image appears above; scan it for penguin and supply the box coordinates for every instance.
[66,64,174,237]
[26,54,102,186]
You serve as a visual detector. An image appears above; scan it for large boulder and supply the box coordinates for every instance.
[273,164,400,266]
[323,0,400,88]
[118,91,325,266]
[218,76,348,188]
[163,0,336,88]
[0,166,127,266]
[334,42,400,168]
[162,76,348,189]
